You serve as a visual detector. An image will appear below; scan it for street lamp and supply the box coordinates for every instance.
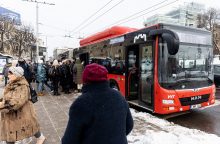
[22,0,55,61]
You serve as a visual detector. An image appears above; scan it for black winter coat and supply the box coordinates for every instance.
[17,63,32,83]
[62,81,133,144]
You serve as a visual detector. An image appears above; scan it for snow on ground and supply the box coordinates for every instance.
[128,108,220,144]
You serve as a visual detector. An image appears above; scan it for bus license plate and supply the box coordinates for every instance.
[190,104,201,109]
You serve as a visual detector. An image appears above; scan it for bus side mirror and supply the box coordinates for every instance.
[162,33,179,55]
[149,29,179,55]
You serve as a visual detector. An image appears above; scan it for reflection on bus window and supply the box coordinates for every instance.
[89,57,126,74]
[141,59,152,73]
[158,41,213,89]
[112,60,125,75]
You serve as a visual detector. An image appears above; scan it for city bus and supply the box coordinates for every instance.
[77,23,215,114]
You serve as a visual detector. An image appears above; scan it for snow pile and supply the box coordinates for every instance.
[128,108,220,144]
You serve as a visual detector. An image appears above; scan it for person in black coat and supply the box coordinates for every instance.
[17,58,32,83]
[49,60,61,96]
[62,63,133,144]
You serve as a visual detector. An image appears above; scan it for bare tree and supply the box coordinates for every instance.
[197,8,220,54]
[12,25,36,58]
[0,16,15,53]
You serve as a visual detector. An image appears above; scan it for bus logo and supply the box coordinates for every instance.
[134,34,147,43]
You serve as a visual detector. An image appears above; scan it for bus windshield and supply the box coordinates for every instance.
[158,42,213,90]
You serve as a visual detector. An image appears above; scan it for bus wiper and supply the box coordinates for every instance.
[176,79,191,83]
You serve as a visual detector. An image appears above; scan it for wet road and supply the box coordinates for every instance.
[169,89,220,136]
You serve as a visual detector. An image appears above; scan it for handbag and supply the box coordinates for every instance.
[29,84,38,103]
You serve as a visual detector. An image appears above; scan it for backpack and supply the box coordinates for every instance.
[48,67,56,76]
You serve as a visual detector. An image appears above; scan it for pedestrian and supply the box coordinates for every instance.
[0,66,46,144]
[17,58,32,83]
[2,63,12,86]
[62,63,133,144]
[60,60,71,94]
[36,60,46,96]
[72,58,84,92]
[49,59,61,96]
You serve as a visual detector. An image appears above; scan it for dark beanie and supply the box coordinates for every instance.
[82,63,108,84]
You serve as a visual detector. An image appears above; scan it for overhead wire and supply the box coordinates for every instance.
[70,0,114,33]
[104,0,168,28]
[86,0,179,36]
[75,0,125,34]
[116,0,179,25]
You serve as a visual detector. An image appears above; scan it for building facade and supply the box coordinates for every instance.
[144,2,205,27]
[53,47,74,60]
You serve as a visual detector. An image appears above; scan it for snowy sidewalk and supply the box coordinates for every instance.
[128,109,220,144]
[0,82,220,144]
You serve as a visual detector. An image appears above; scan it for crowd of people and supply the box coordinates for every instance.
[0,58,134,144]
[3,58,84,96]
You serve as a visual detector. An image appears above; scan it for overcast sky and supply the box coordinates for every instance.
[0,0,219,57]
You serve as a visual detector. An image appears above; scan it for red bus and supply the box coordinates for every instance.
[77,23,215,114]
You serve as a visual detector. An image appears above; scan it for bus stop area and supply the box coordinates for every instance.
[0,82,81,144]
[1,82,220,144]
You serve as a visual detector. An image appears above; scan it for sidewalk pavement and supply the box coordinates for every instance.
[0,82,81,144]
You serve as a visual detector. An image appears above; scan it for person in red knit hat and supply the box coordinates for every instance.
[82,63,108,83]
[62,63,133,144]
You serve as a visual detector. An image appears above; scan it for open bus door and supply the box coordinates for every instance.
[79,52,89,67]
[126,42,154,111]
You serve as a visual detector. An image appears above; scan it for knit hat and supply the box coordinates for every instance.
[82,63,108,84]
[9,66,24,77]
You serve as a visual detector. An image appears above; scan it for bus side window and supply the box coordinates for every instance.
[104,61,112,73]
[113,62,124,74]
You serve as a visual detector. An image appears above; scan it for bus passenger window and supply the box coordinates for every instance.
[112,61,125,74]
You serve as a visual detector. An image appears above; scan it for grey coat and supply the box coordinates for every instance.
[73,59,83,84]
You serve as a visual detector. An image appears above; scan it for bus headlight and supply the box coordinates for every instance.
[162,100,174,104]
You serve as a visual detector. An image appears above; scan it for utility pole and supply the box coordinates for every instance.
[22,0,55,61]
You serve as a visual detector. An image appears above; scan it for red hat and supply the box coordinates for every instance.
[82,63,108,83]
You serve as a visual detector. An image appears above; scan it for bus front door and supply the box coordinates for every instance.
[139,43,154,107]
[126,43,154,110]
[126,45,139,101]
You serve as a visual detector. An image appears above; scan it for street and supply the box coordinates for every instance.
[168,89,220,136]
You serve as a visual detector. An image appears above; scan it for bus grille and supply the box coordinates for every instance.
[179,94,210,106]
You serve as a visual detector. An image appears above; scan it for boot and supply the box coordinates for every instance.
[37,92,44,96]
[54,91,60,96]
[36,135,46,144]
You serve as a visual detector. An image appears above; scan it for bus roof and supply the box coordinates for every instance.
[79,23,211,47]
[80,26,137,47]
[160,23,211,34]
